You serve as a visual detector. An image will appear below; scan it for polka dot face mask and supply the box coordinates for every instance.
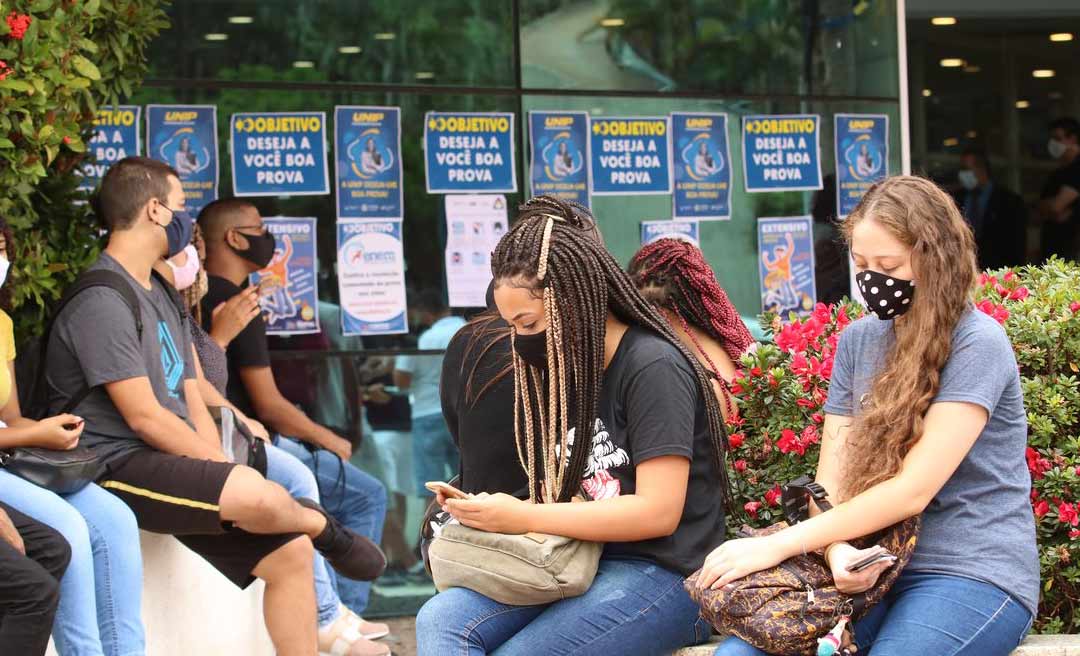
[857,269,915,320]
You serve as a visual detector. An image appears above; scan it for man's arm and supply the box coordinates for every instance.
[238,365,352,458]
[1039,185,1079,221]
[105,377,225,461]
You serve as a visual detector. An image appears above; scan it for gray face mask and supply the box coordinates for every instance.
[958,169,978,191]
[1049,138,1069,160]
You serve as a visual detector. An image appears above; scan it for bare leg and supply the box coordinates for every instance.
[252,536,317,656]
[218,465,325,537]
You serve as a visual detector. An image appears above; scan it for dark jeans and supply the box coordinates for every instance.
[0,501,72,656]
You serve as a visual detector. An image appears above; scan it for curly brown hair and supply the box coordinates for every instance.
[838,176,978,499]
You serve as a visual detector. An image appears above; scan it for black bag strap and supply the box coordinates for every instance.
[782,475,834,525]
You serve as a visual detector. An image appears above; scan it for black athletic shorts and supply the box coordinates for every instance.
[100,447,301,588]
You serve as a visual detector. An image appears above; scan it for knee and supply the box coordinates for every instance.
[261,536,315,582]
[42,503,92,556]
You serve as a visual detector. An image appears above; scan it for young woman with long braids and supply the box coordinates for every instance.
[709,176,1038,656]
[629,238,756,420]
[416,196,728,655]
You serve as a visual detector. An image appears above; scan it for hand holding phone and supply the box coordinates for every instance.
[846,548,896,573]
[425,481,471,501]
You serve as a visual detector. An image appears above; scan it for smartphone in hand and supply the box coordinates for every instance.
[846,549,897,573]
[425,481,471,501]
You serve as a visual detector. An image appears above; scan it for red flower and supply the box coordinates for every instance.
[836,306,851,329]
[1027,447,1052,481]
[0,60,8,81]
[994,283,1010,298]
[744,501,762,518]
[62,135,71,145]
[1003,271,1016,283]
[800,424,820,447]
[6,12,31,40]
[750,367,762,377]
[977,273,997,287]
[811,413,824,424]
[1059,501,1080,527]
[812,303,830,325]
[977,300,1010,325]
[796,397,816,409]
[733,459,748,473]
[1071,530,1080,540]
[777,429,806,456]
[728,433,745,449]
[820,355,834,381]
[767,374,779,389]
[765,484,782,506]
[729,381,744,395]
[1034,500,1050,518]
[1009,286,1030,301]
[775,322,808,353]
[1074,465,1080,477]
[1071,302,1080,313]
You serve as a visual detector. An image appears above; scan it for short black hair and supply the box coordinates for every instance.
[1050,117,1080,140]
[197,198,258,244]
[95,156,179,231]
[961,147,991,175]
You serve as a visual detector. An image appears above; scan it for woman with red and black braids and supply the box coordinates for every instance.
[629,238,756,420]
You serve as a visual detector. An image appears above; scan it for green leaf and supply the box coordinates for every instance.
[70,56,101,81]
[0,79,34,93]
[77,38,99,54]
[0,138,14,149]
[84,0,101,16]
[30,0,53,12]
[44,143,58,165]
[65,138,86,153]
[68,77,91,89]
[37,125,55,141]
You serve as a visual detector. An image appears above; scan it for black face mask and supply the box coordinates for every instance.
[857,269,915,320]
[230,229,276,269]
[514,330,548,369]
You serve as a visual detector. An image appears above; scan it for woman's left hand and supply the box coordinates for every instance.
[697,535,789,590]
[444,493,532,534]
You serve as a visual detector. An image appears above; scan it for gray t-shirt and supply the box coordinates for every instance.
[824,309,1039,615]
[46,253,195,465]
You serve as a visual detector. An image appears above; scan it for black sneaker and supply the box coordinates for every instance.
[300,498,387,581]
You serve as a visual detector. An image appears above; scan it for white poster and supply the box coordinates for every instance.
[444,194,509,308]
[337,219,408,336]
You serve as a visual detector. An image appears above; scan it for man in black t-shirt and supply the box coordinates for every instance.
[199,199,388,615]
[1039,116,1080,262]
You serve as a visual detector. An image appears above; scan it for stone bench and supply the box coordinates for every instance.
[673,634,1080,655]
[48,531,273,656]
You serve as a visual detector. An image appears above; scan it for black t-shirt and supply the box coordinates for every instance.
[1040,159,1080,259]
[595,326,726,576]
[440,316,528,497]
[201,275,270,418]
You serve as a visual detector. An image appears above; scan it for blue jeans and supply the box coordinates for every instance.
[274,436,387,615]
[416,557,712,656]
[412,413,459,498]
[0,471,144,656]
[264,443,343,627]
[714,571,1034,656]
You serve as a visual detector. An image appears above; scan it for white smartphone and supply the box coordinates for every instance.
[425,481,471,500]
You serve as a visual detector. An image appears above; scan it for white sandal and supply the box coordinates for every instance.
[318,608,391,656]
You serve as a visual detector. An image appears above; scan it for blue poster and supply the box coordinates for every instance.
[835,113,889,218]
[672,112,732,220]
[334,106,403,219]
[146,105,218,213]
[249,217,320,335]
[337,219,408,336]
[742,115,823,193]
[757,216,816,316]
[589,117,672,195]
[528,111,590,208]
[231,112,329,196]
[78,106,141,192]
[424,112,517,193]
[641,220,700,246]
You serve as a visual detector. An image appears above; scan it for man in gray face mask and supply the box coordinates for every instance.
[955,147,1025,270]
[1038,116,1080,262]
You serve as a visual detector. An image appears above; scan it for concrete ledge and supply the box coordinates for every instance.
[48,531,273,656]
[673,635,1080,655]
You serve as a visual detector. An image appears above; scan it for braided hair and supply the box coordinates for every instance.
[492,196,732,507]
[628,239,754,420]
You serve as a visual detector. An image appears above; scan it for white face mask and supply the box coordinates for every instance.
[958,169,978,191]
[1049,138,1069,160]
[0,256,10,290]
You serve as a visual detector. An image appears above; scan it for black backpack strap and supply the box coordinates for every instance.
[38,270,145,417]
[782,475,834,525]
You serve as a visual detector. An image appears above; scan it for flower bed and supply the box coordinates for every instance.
[728,259,1080,631]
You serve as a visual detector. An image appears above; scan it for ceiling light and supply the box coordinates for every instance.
[1016,100,1030,109]
[1050,32,1074,42]
[204,33,228,41]
[338,46,362,54]
[922,88,932,97]
[228,16,253,24]
[963,65,981,74]
[931,17,957,26]
[415,71,435,80]
[293,60,315,69]
[966,130,977,138]
[940,58,964,68]
[600,18,625,27]
[943,137,960,147]
[374,32,396,40]
[1033,69,1056,78]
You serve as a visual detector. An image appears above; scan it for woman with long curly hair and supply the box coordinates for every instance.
[629,238,756,420]
[416,196,728,655]
[709,176,1038,655]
